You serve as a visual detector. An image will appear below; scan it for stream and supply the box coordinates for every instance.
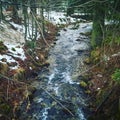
[18,22,92,120]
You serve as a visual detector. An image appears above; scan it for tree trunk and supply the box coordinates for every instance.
[40,4,45,35]
[91,3,105,48]
[67,0,74,16]
[23,5,28,41]
[30,0,37,41]
[12,0,19,23]
[119,96,120,113]
[41,7,45,34]
[0,1,3,22]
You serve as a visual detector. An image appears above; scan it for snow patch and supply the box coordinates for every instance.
[10,21,40,41]
[45,11,82,25]
[4,43,26,60]
[0,21,26,69]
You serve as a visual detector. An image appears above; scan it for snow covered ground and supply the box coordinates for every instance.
[0,21,26,69]
[44,11,85,25]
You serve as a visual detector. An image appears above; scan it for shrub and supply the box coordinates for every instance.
[0,41,7,51]
[26,41,36,49]
[111,69,120,83]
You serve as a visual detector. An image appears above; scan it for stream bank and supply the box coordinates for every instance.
[87,47,120,120]
[0,20,58,120]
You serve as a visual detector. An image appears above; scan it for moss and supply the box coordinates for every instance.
[25,41,36,49]
[111,69,120,83]
[14,68,26,81]
[85,90,91,94]
[0,46,6,51]
[90,48,101,63]
[0,40,3,45]
[84,57,91,64]
[0,63,9,75]
[0,41,8,52]
[11,47,16,51]
[103,25,120,46]
[115,111,120,120]
[0,103,11,114]
[0,45,7,51]
[80,81,88,88]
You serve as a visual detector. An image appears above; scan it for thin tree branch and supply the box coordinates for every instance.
[40,87,75,116]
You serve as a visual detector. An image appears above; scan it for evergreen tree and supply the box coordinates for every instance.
[91,0,106,48]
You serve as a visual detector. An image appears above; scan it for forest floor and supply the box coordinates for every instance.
[0,19,58,119]
[87,44,120,119]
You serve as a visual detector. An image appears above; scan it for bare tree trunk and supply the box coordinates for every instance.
[23,5,28,41]
[12,0,19,23]
[0,1,3,22]
[40,0,45,35]
[30,0,37,41]
[119,96,120,113]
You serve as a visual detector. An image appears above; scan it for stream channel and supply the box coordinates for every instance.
[18,22,92,120]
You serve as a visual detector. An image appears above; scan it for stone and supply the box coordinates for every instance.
[1,58,7,62]
[17,53,21,56]
[53,42,56,44]
[56,33,60,36]
[54,38,58,41]
[7,62,17,67]
[63,28,67,31]
[97,74,103,78]
[76,38,81,41]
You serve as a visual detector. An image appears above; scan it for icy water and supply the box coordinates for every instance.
[18,23,92,120]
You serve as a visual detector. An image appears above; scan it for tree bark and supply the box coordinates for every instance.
[91,2,105,48]
[67,0,74,16]
[23,4,28,41]
[40,5,45,35]
[0,1,3,22]
[30,0,37,41]
[12,0,19,22]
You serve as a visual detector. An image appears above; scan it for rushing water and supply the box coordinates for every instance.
[18,23,92,120]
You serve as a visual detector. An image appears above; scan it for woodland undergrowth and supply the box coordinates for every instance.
[88,25,120,120]
[0,21,58,120]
